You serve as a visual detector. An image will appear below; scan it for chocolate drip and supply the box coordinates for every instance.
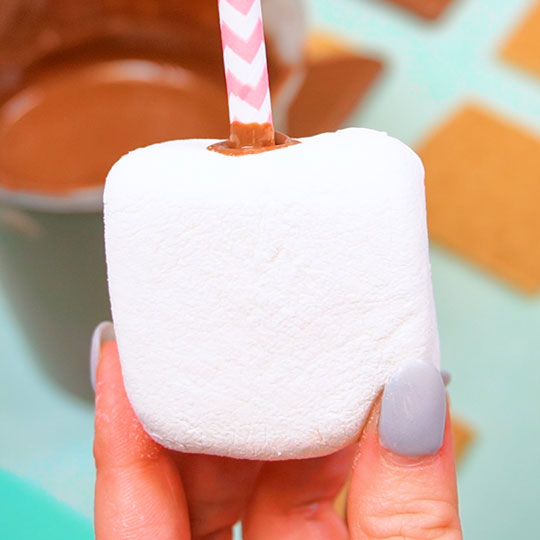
[208,124,299,156]
[230,122,275,149]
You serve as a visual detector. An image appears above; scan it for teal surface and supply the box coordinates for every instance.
[1,0,539,538]
[0,469,92,540]
[0,288,95,521]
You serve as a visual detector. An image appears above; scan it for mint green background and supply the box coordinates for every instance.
[1,0,539,538]
[0,470,92,540]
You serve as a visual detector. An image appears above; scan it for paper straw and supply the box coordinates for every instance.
[218,0,275,146]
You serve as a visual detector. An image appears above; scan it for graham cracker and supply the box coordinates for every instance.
[288,32,383,138]
[452,416,475,463]
[501,1,540,78]
[418,104,540,293]
[385,0,454,20]
[304,32,357,61]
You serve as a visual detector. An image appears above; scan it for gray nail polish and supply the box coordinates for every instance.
[90,321,115,392]
[379,360,447,458]
[441,370,452,387]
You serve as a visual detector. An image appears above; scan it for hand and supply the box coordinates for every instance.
[93,337,462,540]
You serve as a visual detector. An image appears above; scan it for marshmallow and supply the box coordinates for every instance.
[104,128,440,460]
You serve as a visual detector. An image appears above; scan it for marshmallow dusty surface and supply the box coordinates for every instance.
[104,128,440,460]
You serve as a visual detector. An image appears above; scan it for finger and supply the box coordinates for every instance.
[243,445,355,540]
[94,340,191,540]
[172,453,262,540]
[348,360,462,540]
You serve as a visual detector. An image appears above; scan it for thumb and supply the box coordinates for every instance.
[348,361,462,540]
[92,328,190,540]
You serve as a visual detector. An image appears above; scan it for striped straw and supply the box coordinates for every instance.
[218,0,275,147]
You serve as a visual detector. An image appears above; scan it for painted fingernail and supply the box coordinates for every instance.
[379,360,447,458]
[90,321,115,392]
[441,370,452,387]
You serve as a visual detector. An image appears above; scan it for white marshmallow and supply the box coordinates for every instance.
[104,128,440,460]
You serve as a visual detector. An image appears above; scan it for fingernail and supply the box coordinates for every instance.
[441,370,452,387]
[379,360,447,458]
[90,321,115,392]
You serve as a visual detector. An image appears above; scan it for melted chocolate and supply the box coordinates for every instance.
[230,122,275,149]
[0,57,230,194]
[208,127,300,157]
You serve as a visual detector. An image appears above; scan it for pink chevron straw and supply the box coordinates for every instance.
[217,0,275,148]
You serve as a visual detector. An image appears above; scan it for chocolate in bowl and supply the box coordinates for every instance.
[0,0,233,206]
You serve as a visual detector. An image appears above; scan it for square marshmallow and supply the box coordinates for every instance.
[104,128,440,460]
